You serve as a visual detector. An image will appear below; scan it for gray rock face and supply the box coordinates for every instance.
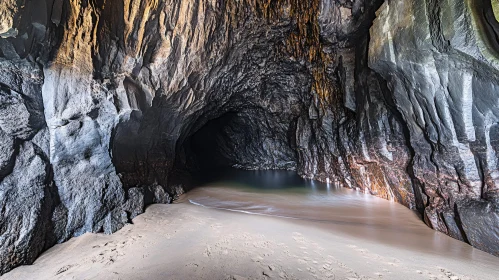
[0,0,499,274]
[0,129,15,175]
[0,141,54,274]
[369,0,499,254]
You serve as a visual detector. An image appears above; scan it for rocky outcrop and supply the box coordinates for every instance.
[0,0,498,274]
[0,141,55,273]
[369,0,499,255]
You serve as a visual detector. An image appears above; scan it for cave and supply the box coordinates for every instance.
[185,112,238,170]
[1,0,499,278]
[177,62,310,175]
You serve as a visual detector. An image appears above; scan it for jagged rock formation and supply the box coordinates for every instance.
[370,0,499,256]
[0,0,498,274]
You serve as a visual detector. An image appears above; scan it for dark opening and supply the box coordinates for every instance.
[186,112,238,171]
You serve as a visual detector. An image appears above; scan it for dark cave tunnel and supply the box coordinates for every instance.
[176,106,302,185]
[172,60,313,186]
[175,109,322,192]
[182,112,239,171]
[112,50,313,192]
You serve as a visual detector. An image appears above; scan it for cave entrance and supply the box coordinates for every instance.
[176,104,304,187]
[186,112,238,171]
[172,55,314,183]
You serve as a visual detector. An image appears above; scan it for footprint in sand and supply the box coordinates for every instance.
[204,245,212,257]
[439,268,461,280]
[55,264,75,275]
[251,256,264,263]
[185,263,200,268]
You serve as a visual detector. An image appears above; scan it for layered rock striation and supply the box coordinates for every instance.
[0,0,498,274]
[370,0,499,255]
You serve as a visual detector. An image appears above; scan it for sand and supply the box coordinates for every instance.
[2,198,499,280]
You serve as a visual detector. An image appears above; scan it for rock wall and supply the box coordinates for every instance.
[0,0,498,274]
[369,0,499,256]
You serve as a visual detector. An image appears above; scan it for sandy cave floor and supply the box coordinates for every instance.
[2,198,499,280]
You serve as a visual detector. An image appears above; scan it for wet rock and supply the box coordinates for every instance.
[458,200,499,256]
[369,0,499,255]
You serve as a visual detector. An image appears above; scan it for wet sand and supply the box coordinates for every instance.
[186,184,479,258]
[2,201,498,279]
[2,170,499,279]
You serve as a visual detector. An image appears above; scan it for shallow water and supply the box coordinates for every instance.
[187,169,499,266]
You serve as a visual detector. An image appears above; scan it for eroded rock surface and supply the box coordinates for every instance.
[370,0,499,254]
[0,0,498,274]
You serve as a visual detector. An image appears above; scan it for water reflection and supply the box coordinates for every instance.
[196,168,318,190]
[188,169,499,265]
